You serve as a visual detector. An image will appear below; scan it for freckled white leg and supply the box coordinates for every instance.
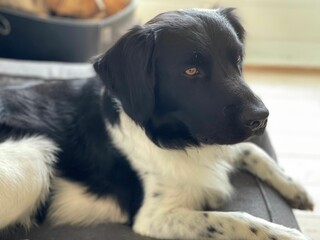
[0,136,58,229]
[230,142,314,210]
[134,208,311,240]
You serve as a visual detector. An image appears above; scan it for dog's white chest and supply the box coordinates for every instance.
[107,112,234,210]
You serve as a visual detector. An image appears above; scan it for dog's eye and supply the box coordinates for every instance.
[184,67,199,76]
[229,49,243,66]
[237,55,242,63]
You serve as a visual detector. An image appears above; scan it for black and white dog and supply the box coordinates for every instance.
[0,8,314,240]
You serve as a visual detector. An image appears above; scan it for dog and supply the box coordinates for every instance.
[0,8,314,240]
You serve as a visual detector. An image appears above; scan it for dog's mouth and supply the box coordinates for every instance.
[147,111,268,147]
[195,132,248,145]
[195,121,268,145]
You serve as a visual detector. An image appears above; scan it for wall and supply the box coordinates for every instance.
[136,0,320,68]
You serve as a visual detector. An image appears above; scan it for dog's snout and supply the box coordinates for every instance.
[241,107,269,132]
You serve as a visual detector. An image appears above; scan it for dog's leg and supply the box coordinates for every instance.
[230,142,314,210]
[134,208,311,239]
[48,177,129,226]
[0,136,58,229]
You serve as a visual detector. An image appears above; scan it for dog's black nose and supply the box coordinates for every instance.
[241,107,269,132]
[246,118,268,131]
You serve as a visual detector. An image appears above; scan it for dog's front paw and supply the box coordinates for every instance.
[285,181,314,211]
[288,192,314,211]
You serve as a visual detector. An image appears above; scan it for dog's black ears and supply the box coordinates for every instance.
[218,8,245,42]
[94,25,156,125]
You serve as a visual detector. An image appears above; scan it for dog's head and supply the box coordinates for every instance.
[94,8,269,148]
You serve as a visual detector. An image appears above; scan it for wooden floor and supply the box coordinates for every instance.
[245,69,320,239]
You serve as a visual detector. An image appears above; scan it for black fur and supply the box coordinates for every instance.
[94,25,156,125]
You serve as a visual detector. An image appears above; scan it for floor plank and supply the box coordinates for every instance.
[293,211,320,240]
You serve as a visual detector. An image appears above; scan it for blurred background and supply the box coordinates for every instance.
[0,0,319,238]
[136,0,320,69]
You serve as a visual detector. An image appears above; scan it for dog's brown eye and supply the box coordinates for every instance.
[185,67,199,76]
[237,55,242,63]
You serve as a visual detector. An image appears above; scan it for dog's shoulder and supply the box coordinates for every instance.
[0,78,103,138]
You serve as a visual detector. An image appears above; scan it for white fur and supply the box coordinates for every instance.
[48,178,128,226]
[107,111,313,240]
[0,136,58,229]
